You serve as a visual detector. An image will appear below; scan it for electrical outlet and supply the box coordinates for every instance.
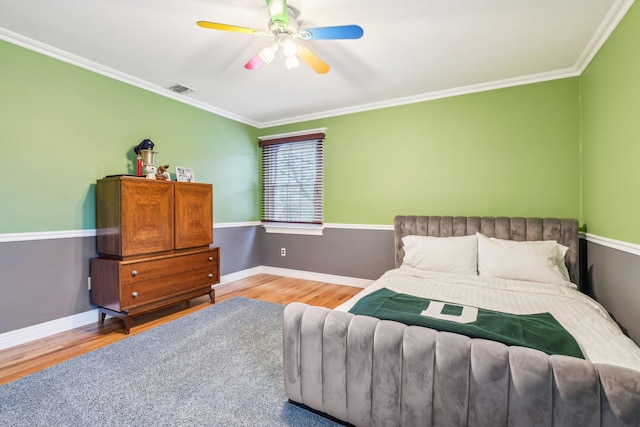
[281,248,286,256]
[87,277,92,290]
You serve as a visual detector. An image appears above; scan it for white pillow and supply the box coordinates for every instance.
[402,234,478,275]
[476,232,574,287]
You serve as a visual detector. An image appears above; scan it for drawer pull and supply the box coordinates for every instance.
[131,270,138,277]
[131,291,138,298]
[208,257,213,261]
[208,273,213,279]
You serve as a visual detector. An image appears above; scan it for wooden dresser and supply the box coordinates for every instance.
[90,176,219,333]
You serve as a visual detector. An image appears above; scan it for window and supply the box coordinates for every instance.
[259,129,324,226]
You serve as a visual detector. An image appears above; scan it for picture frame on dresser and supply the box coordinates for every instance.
[176,166,194,182]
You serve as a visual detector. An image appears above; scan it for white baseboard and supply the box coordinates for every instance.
[0,266,370,351]
[0,309,99,351]
[214,266,264,286]
[257,266,373,288]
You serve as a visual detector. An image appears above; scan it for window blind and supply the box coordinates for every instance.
[260,133,324,225]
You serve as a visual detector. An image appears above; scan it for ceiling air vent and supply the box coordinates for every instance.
[167,84,195,94]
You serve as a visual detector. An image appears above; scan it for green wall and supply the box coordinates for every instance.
[581,2,640,243]
[263,79,581,225]
[1,36,585,233]
[0,40,260,233]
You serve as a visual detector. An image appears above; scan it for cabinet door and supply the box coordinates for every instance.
[96,178,123,257]
[121,180,175,256]
[174,183,213,249]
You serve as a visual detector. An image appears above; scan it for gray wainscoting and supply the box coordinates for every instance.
[260,227,395,280]
[260,228,640,346]
[3,225,639,350]
[0,237,97,334]
[0,225,262,335]
[213,225,262,275]
[584,240,640,345]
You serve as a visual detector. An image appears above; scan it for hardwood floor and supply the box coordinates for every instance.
[0,274,362,386]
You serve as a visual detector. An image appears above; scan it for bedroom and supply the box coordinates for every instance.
[1,0,640,424]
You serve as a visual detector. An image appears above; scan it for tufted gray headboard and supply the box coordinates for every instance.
[394,216,580,286]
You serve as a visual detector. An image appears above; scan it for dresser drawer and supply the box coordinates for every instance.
[121,248,218,286]
[121,267,216,309]
[90,247,220,313]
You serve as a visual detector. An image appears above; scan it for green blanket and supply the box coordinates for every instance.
[348,288,584,358]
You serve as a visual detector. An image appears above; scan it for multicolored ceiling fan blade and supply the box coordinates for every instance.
[244,53,267,70]
[299,25,364,40]
[265,0,288,27]
[244,43,279,70]
[298,45,330,74]
[197,21,269,36]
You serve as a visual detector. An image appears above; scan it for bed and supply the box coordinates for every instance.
[283,216,640,426]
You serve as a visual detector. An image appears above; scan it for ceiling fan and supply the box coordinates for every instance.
[196,0,364,74]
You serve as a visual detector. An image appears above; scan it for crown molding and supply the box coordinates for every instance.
[2,1,633,129]
[257,68,581,128]
[0,27,261,128]
[573,0,635,73]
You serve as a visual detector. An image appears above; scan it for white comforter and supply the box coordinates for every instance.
[335,266,640,373]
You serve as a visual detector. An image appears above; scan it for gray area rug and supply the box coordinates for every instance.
[0,297,339,426]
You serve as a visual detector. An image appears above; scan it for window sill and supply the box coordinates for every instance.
[262,223,324,236]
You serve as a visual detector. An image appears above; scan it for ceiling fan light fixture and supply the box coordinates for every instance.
[286,55,300,70]
[281,38,298,57]
[259,43,278,64]
[197,0,362,74]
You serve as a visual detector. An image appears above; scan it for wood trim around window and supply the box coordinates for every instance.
[258,132,326,147]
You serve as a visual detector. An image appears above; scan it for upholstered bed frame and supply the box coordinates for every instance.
[283,216,640,426]
[393,216,580,285]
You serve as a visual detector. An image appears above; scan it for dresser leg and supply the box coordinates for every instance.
[123,316,132,335]
[98,309,107,325]
[97,306,132,334]
[209,288,216,304]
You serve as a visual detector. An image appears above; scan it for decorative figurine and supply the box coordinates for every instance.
[155,165,171,181]
[136,152,143,177]
[133,139,160,179]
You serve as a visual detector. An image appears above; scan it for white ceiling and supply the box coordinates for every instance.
[0,0,634,128]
